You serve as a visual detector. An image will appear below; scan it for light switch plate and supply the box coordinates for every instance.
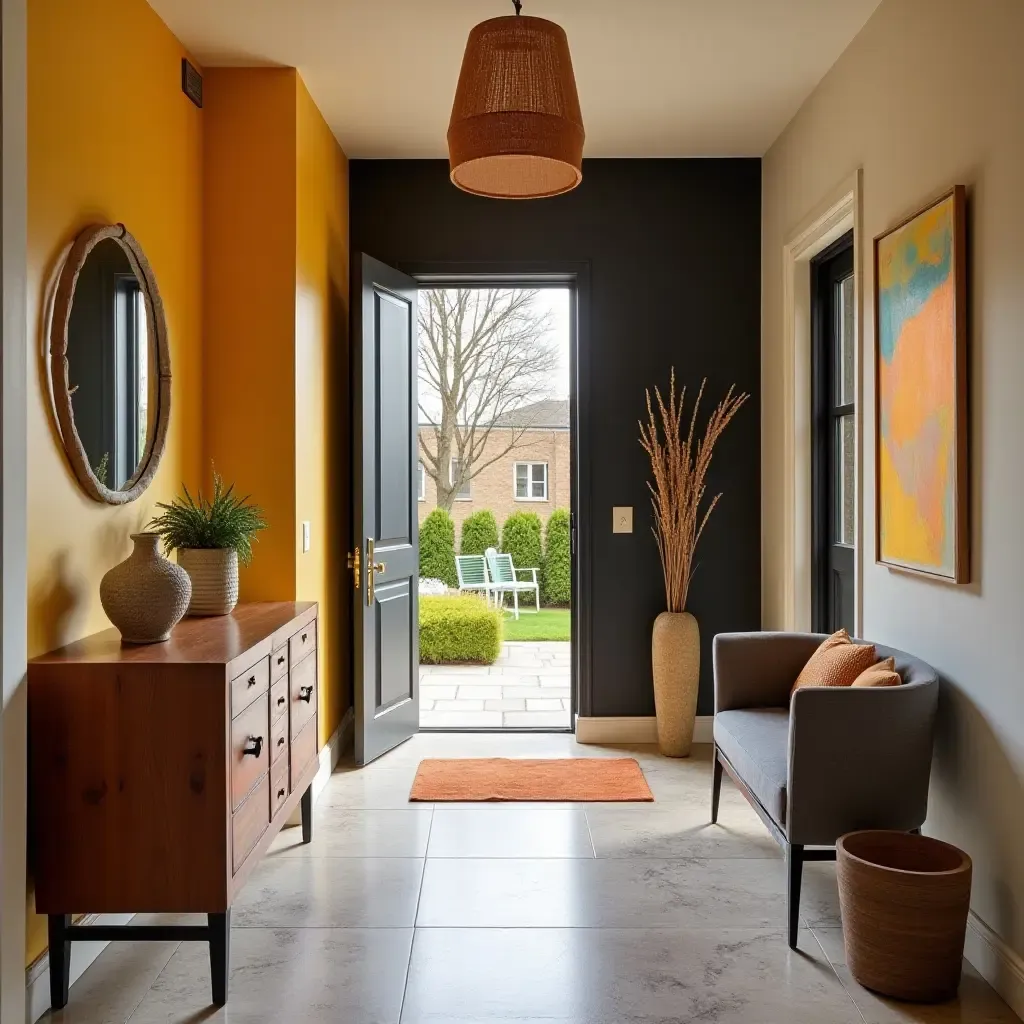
[301,521,311,553]
[612,507,633,534]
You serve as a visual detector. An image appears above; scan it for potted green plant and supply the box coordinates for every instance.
[639,370,748,756]
[149,471,267,616]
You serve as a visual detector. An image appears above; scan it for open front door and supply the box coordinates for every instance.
[352,254,419,765]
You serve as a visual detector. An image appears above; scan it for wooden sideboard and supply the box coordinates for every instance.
[29,601,320,1011]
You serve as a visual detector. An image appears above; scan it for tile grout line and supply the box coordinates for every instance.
[398,806,434,1023]
[123,938,182,1024]
[807,927,869,1024]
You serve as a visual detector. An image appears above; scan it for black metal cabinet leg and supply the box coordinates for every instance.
[48,914,72,1010]
[208,910,231,1006]
[786,843,804,950]
[710,747,724,824]
[301,783,313,844]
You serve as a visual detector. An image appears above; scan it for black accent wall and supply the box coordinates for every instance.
[350,158,760,717]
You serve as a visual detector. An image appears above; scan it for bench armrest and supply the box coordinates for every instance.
[713,632,821,713]
[515,568,539,585]
[787,680,938,845]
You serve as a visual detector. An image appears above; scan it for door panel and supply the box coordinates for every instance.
[376,292,413,544]
[354,253,420,765]
[377,583,413,708]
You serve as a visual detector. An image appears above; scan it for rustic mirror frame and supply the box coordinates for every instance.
[49,223,171,504]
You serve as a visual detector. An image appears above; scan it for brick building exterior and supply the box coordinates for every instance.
[417,400,570,539]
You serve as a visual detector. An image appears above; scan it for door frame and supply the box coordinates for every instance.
[778,170,864,636]
[399,260,591,731]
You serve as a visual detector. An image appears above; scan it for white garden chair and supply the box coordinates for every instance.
[485,547,540,619]
[455,554,497,604]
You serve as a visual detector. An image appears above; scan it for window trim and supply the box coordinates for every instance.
[449,457,471,500]
[513,461,549,502]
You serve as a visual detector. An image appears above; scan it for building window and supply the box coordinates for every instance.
[450,458,471,500]
[417,461,425,501]
[514,462,548,501]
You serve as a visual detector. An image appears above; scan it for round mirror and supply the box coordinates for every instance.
[49,224,170,504]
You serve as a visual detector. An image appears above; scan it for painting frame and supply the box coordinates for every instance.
[873,184,968,583]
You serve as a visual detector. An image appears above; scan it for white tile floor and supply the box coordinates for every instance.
[53,733,1019,1023]
[420,640,571,728]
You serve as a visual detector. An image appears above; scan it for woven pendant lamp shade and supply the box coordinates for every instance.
[448,14,584,199]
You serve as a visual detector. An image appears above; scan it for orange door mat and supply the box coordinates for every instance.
[409,757,654,802]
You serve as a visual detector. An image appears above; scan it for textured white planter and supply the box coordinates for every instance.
[651,610,700,757]
[178,547,239,616]
[100,532,191,643]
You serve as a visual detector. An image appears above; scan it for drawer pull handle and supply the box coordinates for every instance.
[301,632,308,642]
[247,674,257,688]
[277,696,286,707]
[277,736,285,748]
[277,654,286,666]
[277,788,286,799]
[299,685,314,703]
[243,736,264,758]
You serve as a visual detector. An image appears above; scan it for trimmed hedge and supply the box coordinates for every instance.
[460,510,499,556]
[501,511,543,575]
[542,508,571,605]
[419,595,502,664]
[419,508,457,588]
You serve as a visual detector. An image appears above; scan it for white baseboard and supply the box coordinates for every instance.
[576,715,713,746]
[965,910,1024,1019]
[26,913,134,1024]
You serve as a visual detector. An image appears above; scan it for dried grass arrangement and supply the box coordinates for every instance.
[639,370,749,612]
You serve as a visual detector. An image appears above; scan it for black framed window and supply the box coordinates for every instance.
[811,232,855,635]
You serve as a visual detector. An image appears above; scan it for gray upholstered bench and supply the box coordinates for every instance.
[710,631,939,948]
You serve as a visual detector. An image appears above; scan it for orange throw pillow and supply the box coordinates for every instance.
[852,656,901,688]
[792,630,877,693]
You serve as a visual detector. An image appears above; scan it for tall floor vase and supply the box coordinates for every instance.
[651,610,700,757]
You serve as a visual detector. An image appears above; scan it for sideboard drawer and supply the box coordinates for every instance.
[270,708,288,765]
[270,677,288,724]
[232,773,270,873]
[291,716,317,790]
[289,620,316,665]
[271,758,289,817]
[290,652,316,738]
[231,692,269,812]
[271,645,289,683]
[230,656,269,717]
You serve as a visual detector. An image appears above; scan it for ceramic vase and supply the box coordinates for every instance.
[651,610,700,757]
[99,532,192,644]
[178,547,239,616]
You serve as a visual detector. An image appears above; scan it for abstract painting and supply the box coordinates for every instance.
[874,186,968,582]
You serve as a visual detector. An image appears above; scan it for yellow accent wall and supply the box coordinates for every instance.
[202,68,298,601]
[26,0,204,963]
[204,68,350,749]
[295,79,352,739]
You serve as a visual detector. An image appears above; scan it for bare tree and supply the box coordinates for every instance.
[418,288,559,511]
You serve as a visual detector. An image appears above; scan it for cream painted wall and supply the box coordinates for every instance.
[763,0,1024,977]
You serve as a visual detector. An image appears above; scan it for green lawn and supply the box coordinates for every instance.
[501,607,571,642]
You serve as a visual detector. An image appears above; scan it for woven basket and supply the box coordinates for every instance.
[177,547,239,616]
[837,830,972,1002]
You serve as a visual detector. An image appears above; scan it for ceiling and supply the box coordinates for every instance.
[148,0,881,158]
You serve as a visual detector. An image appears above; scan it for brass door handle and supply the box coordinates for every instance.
[366,539,387,606]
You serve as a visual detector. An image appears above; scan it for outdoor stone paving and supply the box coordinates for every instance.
[420,640,571,729]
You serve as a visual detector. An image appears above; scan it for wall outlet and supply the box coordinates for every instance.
[612,507,633,533]
[301,521,311,553]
